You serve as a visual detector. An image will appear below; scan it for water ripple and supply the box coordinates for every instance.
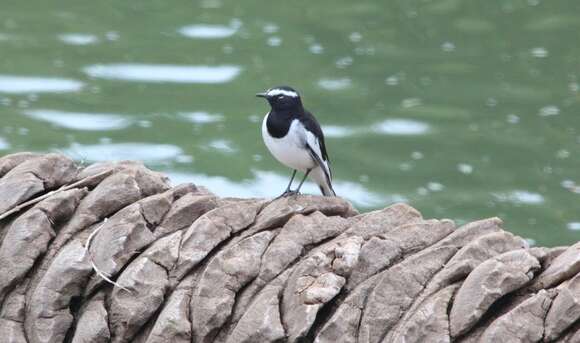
[0,75,84,94]
[178,24,238,39]
[493,190,545,205]
[58,33,99,46]
[375,119,430,135]
[83,64,242,84]
[63,143,183,163]
[318,78,351,91]
[0,136,10,150]
[322,125,356,138]
[23,109,132,131]
[179,111,223,124]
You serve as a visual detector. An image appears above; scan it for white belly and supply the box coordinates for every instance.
[262,114,315,172]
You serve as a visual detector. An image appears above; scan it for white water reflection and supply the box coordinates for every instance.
[539,105,560,116]
[206,139,236,154]
[0,136,10,150]
[62,143,183,163]
[178,24,238,39]
[83,64,242,84]
[0,75,84,94]
[179,111,223,124]
[318,78,351,91]
[322,125,356,138]
[375,119,430,135]
[58,33,99,45]
[23,109,132,131]
[493,190,545,205]
[166,169,392,207]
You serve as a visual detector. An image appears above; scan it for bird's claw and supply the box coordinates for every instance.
[275,190,300,199]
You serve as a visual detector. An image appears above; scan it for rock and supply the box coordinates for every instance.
[0,153,577,342]
[24,239,93,343]
[359,245,458,343]
[0,153,77,215]
[389,284,459,343]
[449,249,541,338]
[529,241,580,291]
[171,199,265,283]
[190,231,274,343]
[251,195,358,233]
[479,290,556,342]
[229,212,350,326]
[108,232,181,342]
[0,188,86,304]
[225,270,290,343]
[544,273,580,340]
[0,152,40,177]
[71,295,110,343]
[0,282,28,343]
[141,275,195,343]
[282,235,364,342]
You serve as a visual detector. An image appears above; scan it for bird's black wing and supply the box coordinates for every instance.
[301,110,330,162]
[300,109,332,179]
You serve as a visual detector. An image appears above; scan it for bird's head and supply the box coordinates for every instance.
[256,86,302,110]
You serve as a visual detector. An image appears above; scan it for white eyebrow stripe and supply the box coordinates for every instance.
[267,89,298,97]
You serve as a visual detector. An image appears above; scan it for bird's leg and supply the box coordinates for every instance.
[294,169,312,195]
[276,170,297,198]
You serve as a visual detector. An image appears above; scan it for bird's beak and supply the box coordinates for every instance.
[256,92,268,98]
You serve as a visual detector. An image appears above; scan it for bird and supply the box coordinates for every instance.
[256,85,336,197]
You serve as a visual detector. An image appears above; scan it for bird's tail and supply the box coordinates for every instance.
[311,167,336,196]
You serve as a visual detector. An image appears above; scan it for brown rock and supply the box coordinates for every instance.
[449,249,541,338]
[0,153,77,214]
[346,219,454,290]
[1,154,577,343]
[479,290,556,342]
[172,200,264,282]
[530,242,580,291]
[359,245,458,343]
[225,270,291,343]
[71,295,110,343]
[544,273,580,340]
[0,152,40,177]
[190,231,274,343]
[314,275,381,343]
[252,195,358,233]
[0,188,86,303]
[0,282,28,343]
[390,284,459,343]
[108,232,181,342]
[282,235,363,342]
[229,212,350,326]
[24,240,93,343]
[142,275,195,343]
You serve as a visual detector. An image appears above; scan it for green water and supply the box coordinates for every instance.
[1,0,579,246]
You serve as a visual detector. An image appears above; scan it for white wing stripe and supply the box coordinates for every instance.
[305,130,332,180]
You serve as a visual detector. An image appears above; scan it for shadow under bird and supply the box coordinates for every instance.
[257,86,336,197]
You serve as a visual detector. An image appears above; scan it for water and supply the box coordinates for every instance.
[1,0,579,246]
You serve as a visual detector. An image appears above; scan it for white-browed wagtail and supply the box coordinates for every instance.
[257,86,336,197]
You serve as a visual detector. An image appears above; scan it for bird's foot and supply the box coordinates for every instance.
[275,189,300,199]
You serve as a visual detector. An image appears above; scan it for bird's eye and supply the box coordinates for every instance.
[278,95,284,99]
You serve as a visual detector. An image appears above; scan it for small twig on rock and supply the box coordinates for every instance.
[85,218,134,294]
[0,169,113,221]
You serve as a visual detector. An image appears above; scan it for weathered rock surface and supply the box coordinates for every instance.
[0,152,579,343]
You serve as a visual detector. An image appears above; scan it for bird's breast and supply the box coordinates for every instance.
[262,115,315,172]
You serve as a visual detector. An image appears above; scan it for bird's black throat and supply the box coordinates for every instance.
[266,109,299,138]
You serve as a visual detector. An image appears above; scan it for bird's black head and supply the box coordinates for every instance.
[256,86,302,110]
